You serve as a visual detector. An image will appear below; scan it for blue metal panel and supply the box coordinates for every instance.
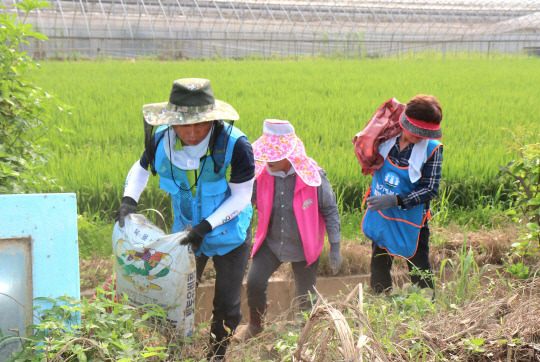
[0,193,79,361]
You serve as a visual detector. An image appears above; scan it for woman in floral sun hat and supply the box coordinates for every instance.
[242,119,342,340]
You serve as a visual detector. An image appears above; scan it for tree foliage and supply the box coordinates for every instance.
[500,127,540,253]
[0,0,65,193]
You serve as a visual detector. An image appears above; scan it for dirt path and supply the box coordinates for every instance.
[80,223,526,298]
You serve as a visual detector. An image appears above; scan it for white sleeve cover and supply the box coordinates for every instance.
[205,178,254,229]
[123,160,151,202]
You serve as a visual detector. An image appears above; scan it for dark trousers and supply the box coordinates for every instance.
[246,241,320,311]
[196,228,251,339]
[370,225,434,293]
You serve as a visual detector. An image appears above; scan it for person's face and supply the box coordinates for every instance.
[401,130,424,144]
[172,122,213,146]
[267,158,292,173]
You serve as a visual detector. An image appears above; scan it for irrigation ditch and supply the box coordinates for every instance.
[80,222,534,323]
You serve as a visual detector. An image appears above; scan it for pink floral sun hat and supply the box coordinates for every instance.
[252,119,321,186]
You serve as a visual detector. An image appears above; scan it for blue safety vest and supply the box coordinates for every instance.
[362,139,441,259]
[153,124,253,257]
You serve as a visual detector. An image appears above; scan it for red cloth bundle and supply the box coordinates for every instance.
[352,98,405,175]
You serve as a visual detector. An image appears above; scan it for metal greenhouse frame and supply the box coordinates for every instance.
[2,0,540,59]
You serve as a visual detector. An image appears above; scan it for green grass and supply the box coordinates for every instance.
[34,57,540,219]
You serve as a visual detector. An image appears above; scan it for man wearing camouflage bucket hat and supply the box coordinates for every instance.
[116,78,255,360]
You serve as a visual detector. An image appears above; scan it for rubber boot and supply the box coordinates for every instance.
[242,306,266,341]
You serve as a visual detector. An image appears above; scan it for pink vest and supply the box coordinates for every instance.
[251,169,326,266]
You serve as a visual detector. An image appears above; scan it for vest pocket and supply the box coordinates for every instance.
[363,208,422,258]
[200,179,228,218]
[202,209,251,255]
[160,177,180,195]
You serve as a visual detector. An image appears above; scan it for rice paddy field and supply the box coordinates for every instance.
[34,57,540,221]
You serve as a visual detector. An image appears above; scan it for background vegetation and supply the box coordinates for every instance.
[33,58,539,228]
[1,1,539,360]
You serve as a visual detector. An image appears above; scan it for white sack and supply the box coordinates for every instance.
[112,214,196,337]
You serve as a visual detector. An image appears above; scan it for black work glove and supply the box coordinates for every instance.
[115,196,138,227]
[180,220,212,253]
[366,194,397,211]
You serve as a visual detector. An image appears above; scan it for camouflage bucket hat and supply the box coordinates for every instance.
[142,78,239,126]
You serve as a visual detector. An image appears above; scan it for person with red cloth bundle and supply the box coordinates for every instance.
[360,95,444,296]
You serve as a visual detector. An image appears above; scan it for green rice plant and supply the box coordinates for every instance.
[77,212,114,258]
[32,58,540,221]
[437,233,490,305]
[431,183,452,226]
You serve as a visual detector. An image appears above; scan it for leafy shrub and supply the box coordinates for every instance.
[500,127,540,255]
[5,292,171,361]
[0,0,66,193]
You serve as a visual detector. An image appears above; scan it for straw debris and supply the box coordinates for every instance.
[281,274,539,361]
[288,284,389,362]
